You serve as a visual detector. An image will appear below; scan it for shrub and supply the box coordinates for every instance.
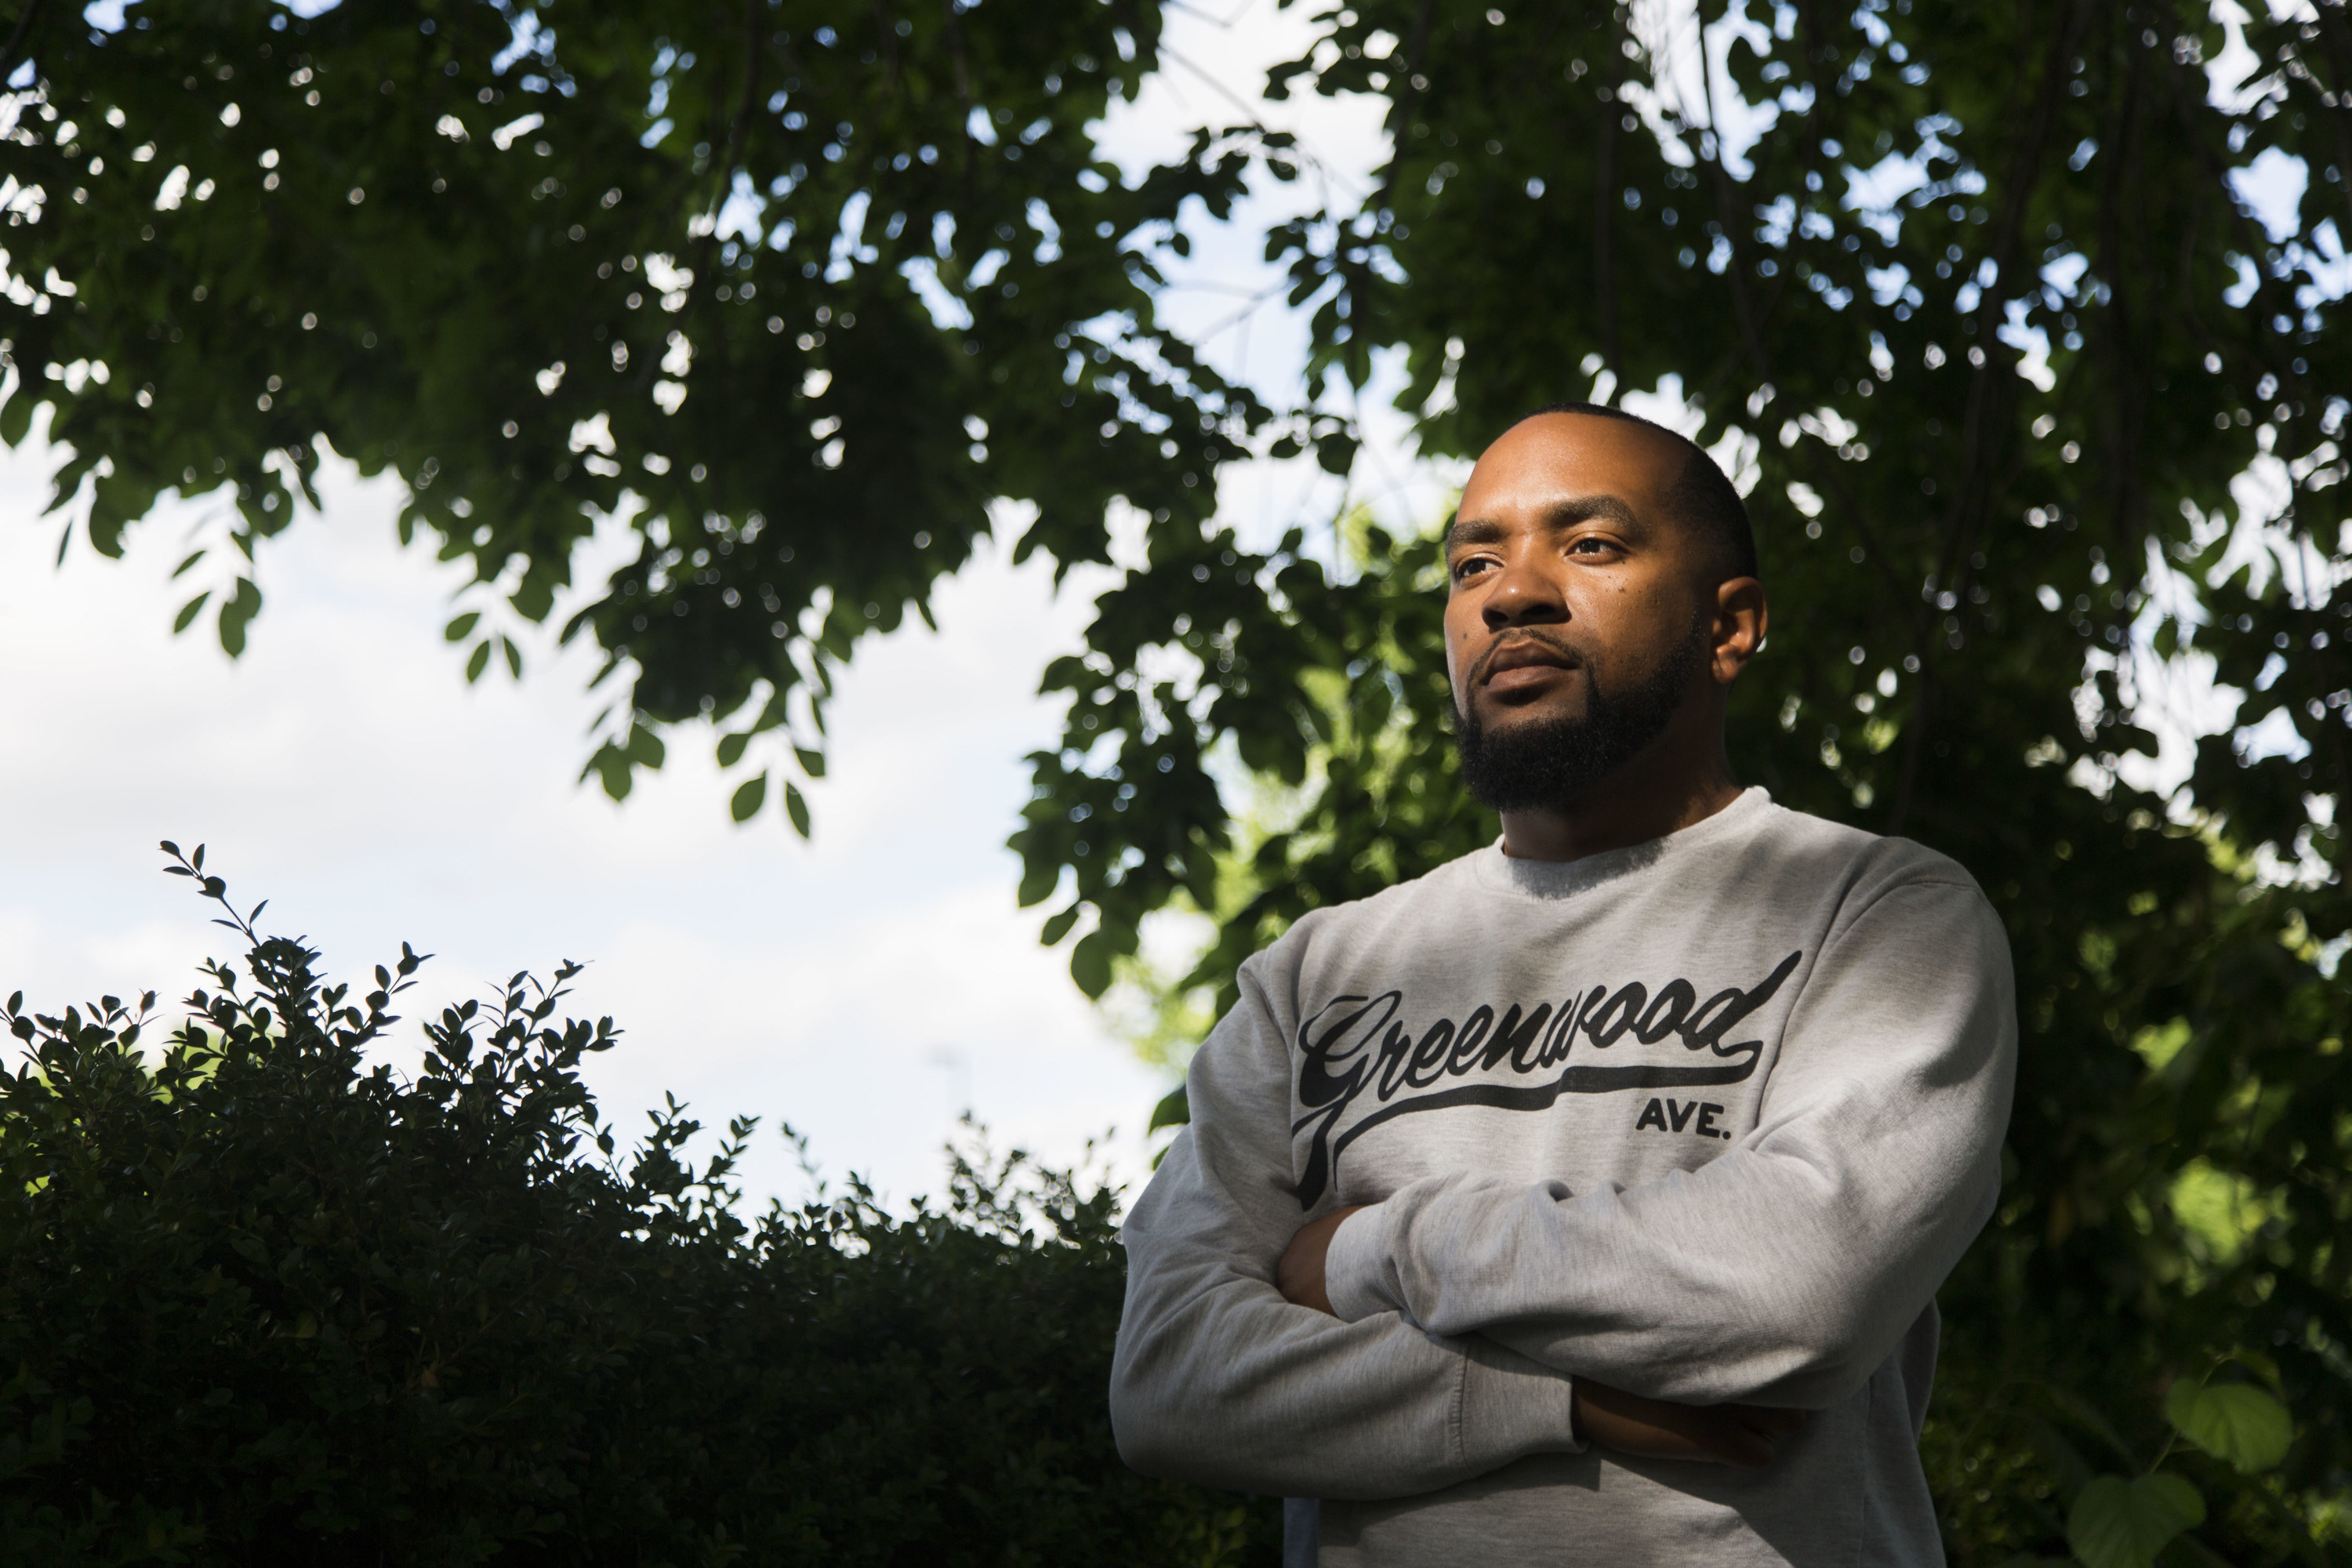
[0,847,1278,1566]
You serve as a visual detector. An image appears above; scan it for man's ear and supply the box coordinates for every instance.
[1711,578,1768,684]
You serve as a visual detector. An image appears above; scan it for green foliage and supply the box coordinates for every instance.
[0,849,1277,1565]
[0,0,1279,820]
[2166,1377,2296,1475]
[2067,1474,2205,1568]
[2042,1367,2300,1568]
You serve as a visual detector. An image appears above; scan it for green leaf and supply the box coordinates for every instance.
[794,746,827,779]
[730,771,768,823]
[1069,931,1112,999]
[2223,1348,2284,1394]
[169,548,206,580]
[783,781,811,839]
[624,726,666,768]
[444,611,481,642]
[465,641,492,684]
[2164,1381,2292,1473]
[1015,858,1060,909]
[1096,916,1139,957]
[217,578,262,659]
[1039,906,1081,946]
[0,384,33,446]
[583,741,633,803]
[500,636,522,679]
[86,491,129,559]
[716,731,750,768]
[2067,1473,2205,1568]
[172,591,211,634]
[1147,1083,1190,1133]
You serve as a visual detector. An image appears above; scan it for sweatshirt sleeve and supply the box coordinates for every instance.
[1318,875,2016,1410]
[1109,947,1581,1501]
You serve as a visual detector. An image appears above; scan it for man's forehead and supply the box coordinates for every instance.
[1461,412,1683,508]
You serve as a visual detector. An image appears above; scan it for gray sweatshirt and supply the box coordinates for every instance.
[1110,789,2016,1566]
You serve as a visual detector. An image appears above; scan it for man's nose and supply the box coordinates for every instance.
[1480,551,1568,630]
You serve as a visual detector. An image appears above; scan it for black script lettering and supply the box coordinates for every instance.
[1284,951,1805,1206]
[1290,992,1403,1207]
[1637,979,1698,1044]
[1297,993,1399,1112]
[1404,1018,1455,1089]
[1683,951,1803,1058]
[1484,1004,1555,1072]
[1372,1022,1417,1098]
[1584,982,1650,1047]
[1446,1007,1495,1075]
[1534,996,1581,1069]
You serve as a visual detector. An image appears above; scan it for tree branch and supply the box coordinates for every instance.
[0,0,47,85]
[1889,0,2087,836]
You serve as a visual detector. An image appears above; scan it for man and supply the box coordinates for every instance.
[1109,405,2016,1566]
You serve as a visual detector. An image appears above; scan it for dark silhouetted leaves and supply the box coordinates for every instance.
[2,0,1276,818]
[729,769,766,823]
[0,855,1279,1563]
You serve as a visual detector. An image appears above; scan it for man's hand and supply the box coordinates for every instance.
[1276,1204,1369,1315]
[1572,1379,1805,1469]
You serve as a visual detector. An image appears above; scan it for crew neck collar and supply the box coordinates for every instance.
[1470,786,1775,901]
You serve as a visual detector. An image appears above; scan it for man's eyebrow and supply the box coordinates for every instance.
[1443,494,1642,550]
[1443,515,1508,550]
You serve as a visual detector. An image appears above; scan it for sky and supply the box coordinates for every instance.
[0,0,1406,1214]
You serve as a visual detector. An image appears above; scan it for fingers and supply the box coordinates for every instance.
[1573,1381,1806,1470]
[1663,1406,1773,1470]
[1728,1403,1807,1442]
[1588,1408,1762,1468]
[1274,1205,1364,1315]
[1273,1232,1333,1314]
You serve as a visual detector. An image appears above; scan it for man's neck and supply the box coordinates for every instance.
[1497,743,1744,864]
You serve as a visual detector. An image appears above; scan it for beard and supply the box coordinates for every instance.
[1454,619,1708,814]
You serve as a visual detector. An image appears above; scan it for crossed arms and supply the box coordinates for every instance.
[1109,880,2016,1501]
[1276,1205,1805,1468]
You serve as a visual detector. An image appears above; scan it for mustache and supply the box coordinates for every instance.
[1466,627,1585,689]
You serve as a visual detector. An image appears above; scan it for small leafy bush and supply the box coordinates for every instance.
[0,846,1276,1566]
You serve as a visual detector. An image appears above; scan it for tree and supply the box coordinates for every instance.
[0,0,1276,822]
[1029,2,2352,1562]
[7,1,2351,1561]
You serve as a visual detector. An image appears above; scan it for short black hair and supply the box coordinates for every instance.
[1509,401,1759,581]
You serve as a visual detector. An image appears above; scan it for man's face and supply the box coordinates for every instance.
[1443,414,1725,810]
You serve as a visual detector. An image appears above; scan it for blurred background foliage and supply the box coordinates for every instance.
[5,0,2352,1562]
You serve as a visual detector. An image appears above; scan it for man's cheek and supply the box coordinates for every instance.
[1443,617,1474,693]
